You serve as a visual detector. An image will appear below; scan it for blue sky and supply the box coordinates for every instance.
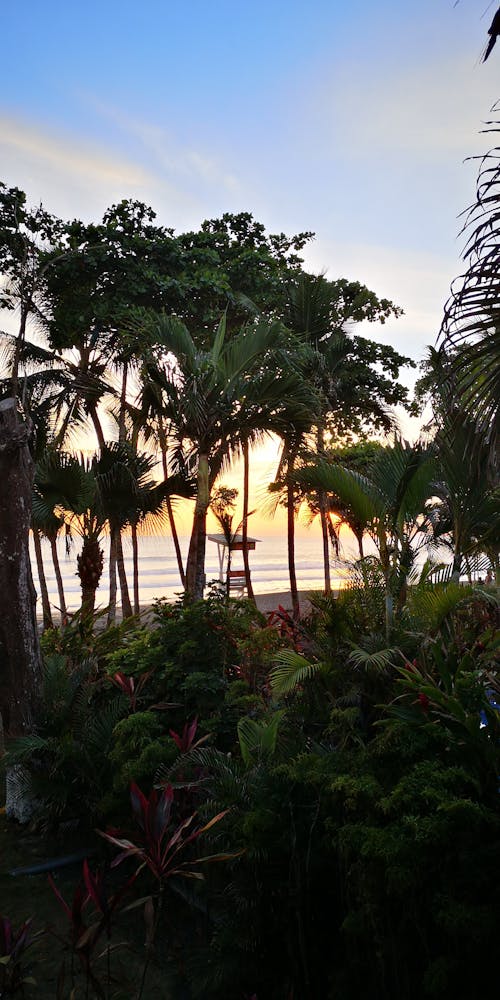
[1,0,498,389]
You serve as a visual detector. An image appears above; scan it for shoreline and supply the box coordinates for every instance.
[36,590,334,626]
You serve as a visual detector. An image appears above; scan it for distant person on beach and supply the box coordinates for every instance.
[485,569,494,585]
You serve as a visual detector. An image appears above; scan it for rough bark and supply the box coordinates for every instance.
[0,399,43,735]
[77,536,103,619]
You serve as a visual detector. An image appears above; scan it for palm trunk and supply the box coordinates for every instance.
[159,419,186,587]
[90,406,105,451]
[10,305,28,399]
[379,530,393,640]
[242,438,255,602]
[451,550,462,584]
[50,535,67,625]
[107,532,118,625]
[186,454,209,600]
[286,446,300,619]
[118,362,128,444]
[32,529,53,630]
[77,536,104,619]
[132,521,140,615]
[317,424,331,594]
[116,531,133,618]
[356,531,365,560]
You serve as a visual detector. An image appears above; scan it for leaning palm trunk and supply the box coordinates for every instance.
[33,528,53,630]
[186,454,210,600]
[49,535,67,625]
[116,531,132,618]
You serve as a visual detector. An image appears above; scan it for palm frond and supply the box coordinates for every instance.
[270,650,324,696]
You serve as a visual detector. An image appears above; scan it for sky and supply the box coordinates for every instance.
[1,0,498,534]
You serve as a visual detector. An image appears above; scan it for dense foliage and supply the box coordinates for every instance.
[2,579,498,998]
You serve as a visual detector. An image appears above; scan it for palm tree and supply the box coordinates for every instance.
[34,451,106,618]
[282,272,405,594]
[440,118,500,456]
[430,418,500,583]
[132,361,189,588]
[150,313,311,600]
[299,441,436,636]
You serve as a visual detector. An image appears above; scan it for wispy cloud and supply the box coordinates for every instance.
[0,115,153,186]
[76,94,241,195]
[0,110,242,228]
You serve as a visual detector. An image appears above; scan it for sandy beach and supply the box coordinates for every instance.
[36,590,324,626]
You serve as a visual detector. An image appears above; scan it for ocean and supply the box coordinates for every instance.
[30,531,358,613]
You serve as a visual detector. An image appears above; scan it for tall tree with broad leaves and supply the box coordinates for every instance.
[275,272,410,598]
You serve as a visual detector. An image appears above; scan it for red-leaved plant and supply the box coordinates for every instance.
[49,861,137,998]
[169,716,208,754]
[99,782,236,998]
[99,782,232,884]
[110,671,151,712]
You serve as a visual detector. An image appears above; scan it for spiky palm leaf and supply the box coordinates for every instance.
[270,650,325,697]
[237,711,286,766]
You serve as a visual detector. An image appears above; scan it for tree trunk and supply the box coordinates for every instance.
[90,406,105,451]
[0,399,43,735]
[451,551,462,584]
[286,446,300,620]
[107,532,118,625]
[317,424,331,594]
[159,420,186,587]
[356,531,365,560]
[78,536,103,619]
[116,531,133,618]
[185,454,209,600]
[32,529,53,630]
[242,439,255,602]
[379,531,393,640]
[118,362,128,444]
[132,521,140,615]
[50,535,67,625]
